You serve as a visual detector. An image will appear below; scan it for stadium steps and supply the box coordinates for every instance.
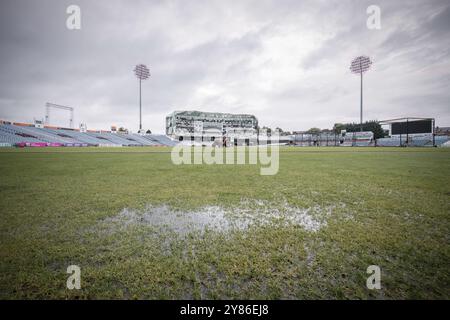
[146,134,177,146]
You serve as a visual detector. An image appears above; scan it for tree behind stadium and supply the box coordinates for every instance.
[333,121,386,139]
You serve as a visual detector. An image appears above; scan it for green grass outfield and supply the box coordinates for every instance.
[0,146,449,299]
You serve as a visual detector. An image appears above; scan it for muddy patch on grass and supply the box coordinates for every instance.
[102,200,347,237]
[113,205,232,235]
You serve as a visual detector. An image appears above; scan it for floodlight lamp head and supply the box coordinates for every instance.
[134,64,150,80]
[350,56,372,74]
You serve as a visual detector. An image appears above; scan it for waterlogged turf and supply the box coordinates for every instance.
[0,146,449,299]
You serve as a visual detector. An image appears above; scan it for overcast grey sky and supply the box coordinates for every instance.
[0,0,449,133]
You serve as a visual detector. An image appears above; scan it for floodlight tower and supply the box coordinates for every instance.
[134,64,150,132]
[350,56,372,131]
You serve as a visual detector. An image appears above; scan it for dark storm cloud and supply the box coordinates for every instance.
[0,0,449,132]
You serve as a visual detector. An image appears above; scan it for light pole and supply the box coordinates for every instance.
[350,56,372,131]
[134,64,150,132]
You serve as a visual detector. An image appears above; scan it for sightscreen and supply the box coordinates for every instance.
[391,120,432,135]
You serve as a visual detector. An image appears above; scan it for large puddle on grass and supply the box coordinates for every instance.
[105,200,346,236]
